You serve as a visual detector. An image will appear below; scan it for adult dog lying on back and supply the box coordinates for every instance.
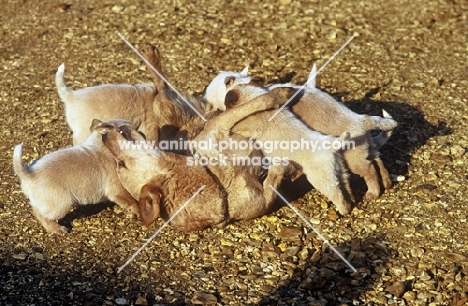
[94,87,296,231]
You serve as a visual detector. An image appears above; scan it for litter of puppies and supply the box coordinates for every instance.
[13,44,397,234]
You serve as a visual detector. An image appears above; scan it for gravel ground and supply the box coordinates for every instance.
[1,0,467,305]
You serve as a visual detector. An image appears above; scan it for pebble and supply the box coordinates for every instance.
[390,174,406,182]
[191,292,218,305]
[135,296,148,306]
[284,246,300,257]
[115,298,127,305]
[278,226,303,243]
[386,281,406,298]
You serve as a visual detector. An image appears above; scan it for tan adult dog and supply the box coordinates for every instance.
[202,68,397,200]
[12,119,139,234]
[94,87,296,231]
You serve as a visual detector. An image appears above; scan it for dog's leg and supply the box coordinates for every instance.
[32,208,68,234]
[374,157,393,189]
[141,44,165,91]
[301,162,352,215]
[263,163,302,205]
[344,147,382,200]
[201,87,296,140]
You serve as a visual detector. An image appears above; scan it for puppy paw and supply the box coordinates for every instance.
[336,202,352,216]
[48,224,68,235]
[381,176,393,190]
[365,189,380,201]
[142,43,161,70]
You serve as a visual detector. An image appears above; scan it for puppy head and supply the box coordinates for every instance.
[138,182,163,226]
[201,68,252,111]
[224,84,269,109]
[92,119,159,199]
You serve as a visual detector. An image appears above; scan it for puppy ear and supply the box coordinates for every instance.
[92,122,115,135]
[270,86,297,102]
[248,77,264,87]
[224,76,236,87]
[240,66,249,76]
[224,89,239,109]
[138,184,162,226]
[89,119,103,131]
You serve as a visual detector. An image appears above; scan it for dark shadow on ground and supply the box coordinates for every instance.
[58,201,116,231]
[0,233,393,306]
[257,234,395,305]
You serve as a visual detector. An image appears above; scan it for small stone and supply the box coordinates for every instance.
[407,135,418,142]
[135,296,148,306]
[386,281,406,298]
[261,244,280,257]
[111,5,124,13]
[278,226,303,243]
[115,298,127,305]
[12,253,27,260]
[417,290,435,302]
[191,292,218,305]
[284,246,300,257]
[390,174,405,182]
[298,247,309,261]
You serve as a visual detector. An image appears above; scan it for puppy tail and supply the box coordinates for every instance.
[306,64,317,88]
[371,110,397,150]
[12,143,30,179]
[55,63,74,103]
[361,109,398,132]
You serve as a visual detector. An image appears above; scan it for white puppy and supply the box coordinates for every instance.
[224,84,354,215]
[12,119,139,234]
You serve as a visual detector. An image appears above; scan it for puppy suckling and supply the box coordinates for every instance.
[55,62,159,145]
[12,119,139,234]
[223,84,354,215]
[202,68,398,200]
[95,87,296,231]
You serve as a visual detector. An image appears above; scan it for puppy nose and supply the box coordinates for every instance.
[200,97,207,104]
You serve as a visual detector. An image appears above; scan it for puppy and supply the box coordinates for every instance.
[201,66,249,111]
[224,84,354,215]
[55,62,159,145]
[95,87,296,231]
[202,67,397,200]
[12,119,139,234]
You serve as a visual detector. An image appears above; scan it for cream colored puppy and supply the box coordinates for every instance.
[12,119,139,234]
[55,64,159,145]
[224,84,354,215]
